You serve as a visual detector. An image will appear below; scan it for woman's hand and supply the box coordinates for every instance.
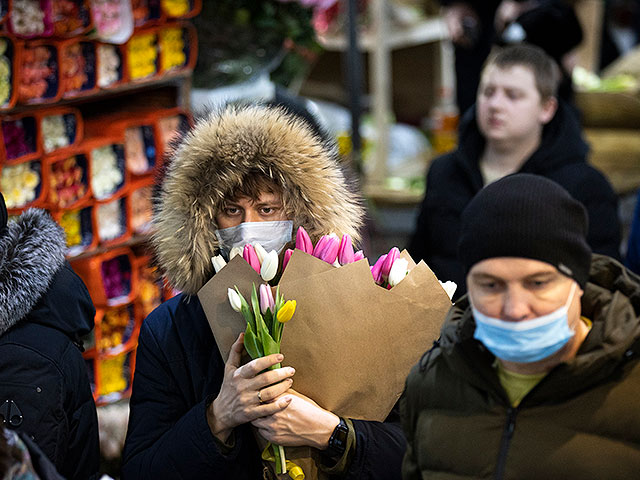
[207,333,295,443]
[251,389,340,450]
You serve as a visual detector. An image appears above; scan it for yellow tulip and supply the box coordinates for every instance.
[277,300,296,323]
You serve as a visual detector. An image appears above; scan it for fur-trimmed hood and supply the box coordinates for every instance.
[0,209,94,337]
[153,102,365,295]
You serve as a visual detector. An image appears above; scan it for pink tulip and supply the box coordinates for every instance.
[370,254,387,284]
[353,250,365,262]
[318,236,340,264]
[282,248,293,271]
[243,244,261,274]
[337,234,355,265]
[380,247,400,282]
[312,235,330,258]
[259,283,275,315]
[295,226,314,254]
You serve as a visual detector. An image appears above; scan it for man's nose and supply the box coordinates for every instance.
[243,208,260,223]
[502,287,531,321]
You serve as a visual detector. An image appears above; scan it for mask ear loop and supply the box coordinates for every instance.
[563,282,577,312]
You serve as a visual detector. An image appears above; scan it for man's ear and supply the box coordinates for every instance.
[539,96,558,125]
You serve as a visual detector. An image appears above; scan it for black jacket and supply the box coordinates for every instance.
[401,255,640,479]
[0,209,99,480]
[122,294,405,479]
[408,102,621,298]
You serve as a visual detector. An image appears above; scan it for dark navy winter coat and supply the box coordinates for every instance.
[122,293,406,479]
[0,209,99,480]
[408,101,621,298]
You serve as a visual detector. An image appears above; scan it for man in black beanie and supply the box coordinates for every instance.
[401,174,640,479]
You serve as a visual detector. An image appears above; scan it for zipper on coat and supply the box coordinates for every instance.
[494,407,517,480]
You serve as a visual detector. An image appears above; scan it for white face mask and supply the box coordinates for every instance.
[215,220,293,260]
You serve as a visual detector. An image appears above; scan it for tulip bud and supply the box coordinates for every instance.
[260,250,279,282]
[259,283,275,314]
[388,258,409,287]
[337,234,355,265]
[353,250,365,262]
[295,226,313,254]
[312,235,330,258]
[318,236,340,264]
[229,246,243,260]
[277,300,297,323]
[243,244,261,274]
[228,288,242,312]
[253,242,268,264]
[380,247,400,282]
[211,254,227,273]
[282,248,293,271]
[439,280,457,300]
[370,254,387,285]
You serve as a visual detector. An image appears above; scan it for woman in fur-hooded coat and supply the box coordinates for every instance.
[122,103,406,480]
[0,199,99,480]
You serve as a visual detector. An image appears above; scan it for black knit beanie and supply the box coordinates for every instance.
[458,174,592,288]
[0,193,6,237]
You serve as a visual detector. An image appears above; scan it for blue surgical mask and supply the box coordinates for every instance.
[471,283,577,363]
[215,220,293,260]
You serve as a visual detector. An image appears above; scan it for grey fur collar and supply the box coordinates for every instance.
[153,103,365,295]
[0,209,67,334]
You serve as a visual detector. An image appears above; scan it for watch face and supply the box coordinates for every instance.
[328,419,348,457]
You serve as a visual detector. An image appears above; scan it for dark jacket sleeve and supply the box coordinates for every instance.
[121,315,248,479]
[344,403,405,479]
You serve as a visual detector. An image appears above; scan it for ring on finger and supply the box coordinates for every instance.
[257,389,264,404]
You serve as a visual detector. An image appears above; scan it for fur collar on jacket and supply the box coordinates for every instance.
[0,209,67,335]
[153,102,365,295]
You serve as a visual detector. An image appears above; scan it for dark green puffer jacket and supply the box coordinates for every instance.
[401,255,640,480]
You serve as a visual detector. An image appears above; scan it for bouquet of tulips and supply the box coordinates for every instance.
[200,227,454,479]
[227,283,297,476]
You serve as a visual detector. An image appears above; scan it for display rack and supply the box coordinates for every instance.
[0,0,199,406]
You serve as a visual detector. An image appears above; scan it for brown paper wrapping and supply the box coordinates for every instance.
[198,249,451,475]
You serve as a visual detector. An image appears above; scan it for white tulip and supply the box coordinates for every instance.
[229,246,242,259]
[388,258,409,287]
[211,255,227,273]
[439,281,457,301]
[253,242,268,264]
[227,288,242,312]
[260,250,279,282]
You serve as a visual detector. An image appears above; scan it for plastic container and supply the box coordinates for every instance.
[1,113,41,164]
[0,35,19,111]
[160,0,200,19]
[38,106,83,155]
[8,0,54,38]
[134,255,163,317]
[154,107,192,160]
[17,40,60,105]
[127,177,153,234]
[71,246,137,306]
[95,192,130,246]
[95,303,139,353]
[96,42,126,89]
[125,28,159,82]
[84,345,136,405]
[60,39,98,98]
[53,203,97,257]
[90,0,134,44]
[0,159,47,213]
[47,150,91,209]
[132,0,163,28]
[158,22,197,75]
[123,120,158,176]
[87,138,127,201]
[52,0,92,37]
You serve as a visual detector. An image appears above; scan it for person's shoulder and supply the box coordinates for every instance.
[548,162,616,200]
[428,152,461,177]
[140,293,205,343]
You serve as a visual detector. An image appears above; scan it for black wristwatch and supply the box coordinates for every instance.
[325,417,349,458]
